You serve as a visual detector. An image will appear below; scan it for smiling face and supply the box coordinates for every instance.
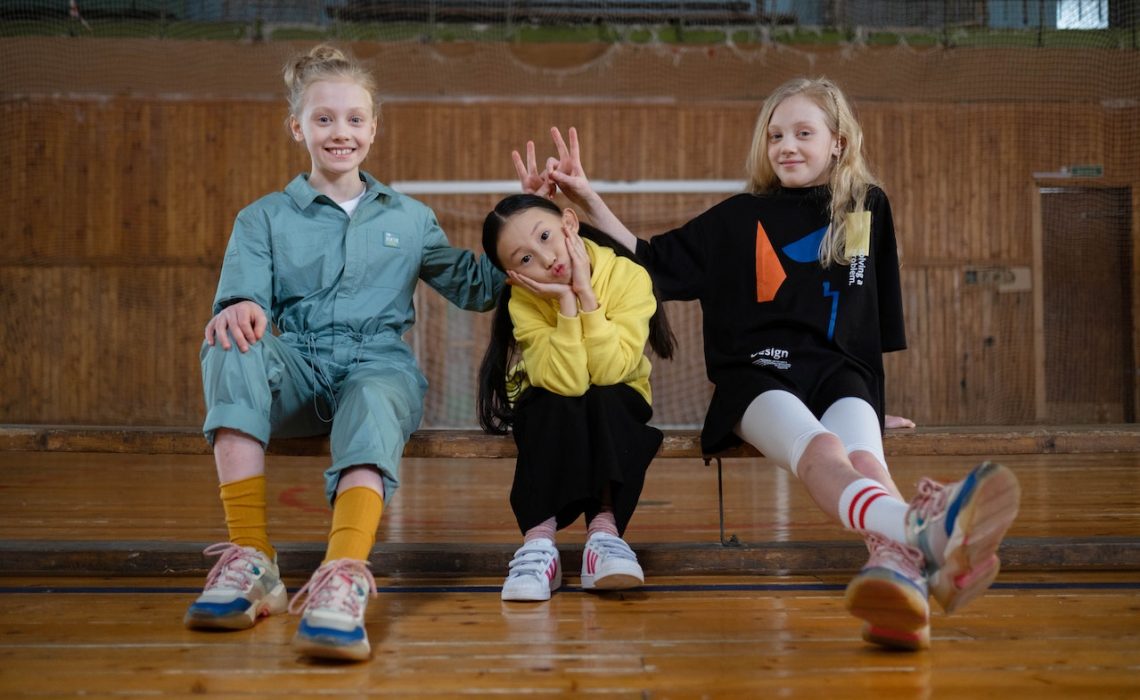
[495,207,579,286]
[290,78,376,184]
[766,93,842,188]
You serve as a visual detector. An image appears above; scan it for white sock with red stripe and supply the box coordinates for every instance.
[837,478,908,543]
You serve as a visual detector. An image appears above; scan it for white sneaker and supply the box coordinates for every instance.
[289,559,377,661]
[581,532,644,591]
[501,538,561,602]
[183,543,287,630]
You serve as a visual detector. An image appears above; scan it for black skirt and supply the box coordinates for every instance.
[509,384,662,536]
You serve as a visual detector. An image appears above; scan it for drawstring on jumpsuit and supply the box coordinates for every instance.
[304,331,372,423]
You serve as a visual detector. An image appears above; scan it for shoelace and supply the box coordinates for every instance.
[864,533,925,579]
[906,478,949,531]
[589,535,637,561]
[507,544,556,580]
[288,559,377,616]
[201,542,263,591]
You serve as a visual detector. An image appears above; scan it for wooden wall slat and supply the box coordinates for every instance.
[1,95,1136,426]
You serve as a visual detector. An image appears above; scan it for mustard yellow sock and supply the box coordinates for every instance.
[324,486,384,563]
[219,475,275,559]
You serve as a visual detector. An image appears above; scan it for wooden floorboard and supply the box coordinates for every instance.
[1,449,1139,576]
[1,433,1138,696]
[1,574,1137,698]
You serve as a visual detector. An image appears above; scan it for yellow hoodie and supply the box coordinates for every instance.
[508,238,656,405]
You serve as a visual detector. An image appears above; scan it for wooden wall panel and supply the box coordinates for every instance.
[1,96,1135,427]
[0,266,216,424]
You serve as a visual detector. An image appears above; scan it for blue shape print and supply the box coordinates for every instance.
[822,282,839,341]
[782,225,828,263]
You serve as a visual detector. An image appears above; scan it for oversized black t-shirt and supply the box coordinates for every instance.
[635,185,906,454]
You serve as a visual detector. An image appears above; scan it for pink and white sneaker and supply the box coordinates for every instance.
[581,532,644,591]
[183,543,287,631]
[501,538,561,602]
[845,533,930,650]
[906,461,1021,613]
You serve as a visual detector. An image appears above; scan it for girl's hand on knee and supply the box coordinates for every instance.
[205,300,267,352]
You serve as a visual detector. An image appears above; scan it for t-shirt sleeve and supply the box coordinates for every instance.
[872,189,907,353]
[634,207,716,302]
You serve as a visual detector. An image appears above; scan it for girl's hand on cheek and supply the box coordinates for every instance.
[508,270,569,300]
[510,270,579,317]
[565,230,598,311]
[565,229,592,294]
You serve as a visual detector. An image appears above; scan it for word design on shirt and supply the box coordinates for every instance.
[751,346,791,370]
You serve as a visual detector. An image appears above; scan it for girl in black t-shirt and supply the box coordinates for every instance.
[514,77,1020,652]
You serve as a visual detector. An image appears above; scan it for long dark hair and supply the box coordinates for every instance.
[477,194,675,434]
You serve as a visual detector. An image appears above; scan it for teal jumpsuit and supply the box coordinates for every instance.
[201,173,504,504]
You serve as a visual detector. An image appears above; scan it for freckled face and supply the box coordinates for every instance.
[290,79,377,180]
[766,93,841,188]
[496,209,574,286]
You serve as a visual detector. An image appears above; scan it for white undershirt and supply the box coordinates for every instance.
[338,187,367,217]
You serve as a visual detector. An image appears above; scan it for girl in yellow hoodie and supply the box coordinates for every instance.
[478,194,675,602]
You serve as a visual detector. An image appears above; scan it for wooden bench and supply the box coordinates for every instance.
[3,423,1139,547]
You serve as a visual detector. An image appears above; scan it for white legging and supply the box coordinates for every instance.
[734,390,885,476]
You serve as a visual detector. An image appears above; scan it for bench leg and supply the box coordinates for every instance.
[706,456,741,547]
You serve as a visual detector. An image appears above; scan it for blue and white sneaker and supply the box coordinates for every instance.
[289,559,377,661]
[183,543,287,630]
[581,532,644,591]
[906,461,1021,613]
[845,533,930,650]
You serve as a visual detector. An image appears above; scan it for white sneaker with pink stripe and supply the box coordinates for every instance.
[501,538,561,602]
[581,532,644,591]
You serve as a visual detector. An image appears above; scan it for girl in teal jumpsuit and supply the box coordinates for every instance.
[184,45,503,663]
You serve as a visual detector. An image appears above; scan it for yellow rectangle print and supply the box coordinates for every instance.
[845,211,871,258]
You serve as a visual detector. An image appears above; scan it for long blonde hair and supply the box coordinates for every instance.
[744,77,878,267]
[282,44,380,125]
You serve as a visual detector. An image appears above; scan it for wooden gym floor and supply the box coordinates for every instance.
[1,442,1139,697]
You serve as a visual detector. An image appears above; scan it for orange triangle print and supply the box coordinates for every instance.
[755,221,786,302]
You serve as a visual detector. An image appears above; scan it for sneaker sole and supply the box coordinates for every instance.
[292,634,371,662]
[501,569,562,602]
[862,622,931,651]
[584,571,645,591]
[581,559,645,591]
[931,462,1020,613]
[845,570,930,651]
[183,583,288,631]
